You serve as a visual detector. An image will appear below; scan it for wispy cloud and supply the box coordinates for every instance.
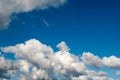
[41,19,49,27]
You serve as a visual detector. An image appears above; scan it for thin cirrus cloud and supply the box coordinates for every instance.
[0,0,67,29]
[41,19,49,27]
[1,39,119,80]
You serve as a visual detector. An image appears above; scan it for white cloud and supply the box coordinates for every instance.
[41,19,49,27]
[18,60,31,73]
[0,39,117,80]
[31,67,50,80]
[57,41,70,52]
[0,56,17,79]
[81,52,103,68]
[81,52,120,69]
[72,70,112,80]
[53,51,86,76]
[0,0,67,29]
[0,56,12,70]
[1,39,86,79]
[116,71,120,76]
[103,56,120,68]
[97,71,108,77]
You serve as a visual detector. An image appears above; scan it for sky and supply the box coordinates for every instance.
[0,0,120,80]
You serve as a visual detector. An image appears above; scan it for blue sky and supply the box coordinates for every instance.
[0,0,120,80]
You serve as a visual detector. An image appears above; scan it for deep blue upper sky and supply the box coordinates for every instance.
[0,0,120,57]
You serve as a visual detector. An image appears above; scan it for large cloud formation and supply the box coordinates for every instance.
[1,39,119,80]
[0,0,67,29]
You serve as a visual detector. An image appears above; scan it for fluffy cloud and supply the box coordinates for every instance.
[1,39,118,80]
[103,56,120,68]
[0,56,17,79]
[0,0,67,29]
[53,51,86,76]
[57,41,70,52]
[81,52,120,69]
[81,52,103,68]
[72,70,113,80]
[1,39,86,80]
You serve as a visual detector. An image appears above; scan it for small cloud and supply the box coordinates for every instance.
[57,41,70,52]
[116,71,120,76]
[41,19,49,27]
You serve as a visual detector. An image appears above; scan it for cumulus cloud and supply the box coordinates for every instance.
[0,0,67,29]
[1,39,86,80]
[0,39,118,80]
[81,52,120,69]
[0,56,17,79]
[102,56,120,68]
[81,52,103,68]
[72,70,112,80]
[57,41,70,52]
